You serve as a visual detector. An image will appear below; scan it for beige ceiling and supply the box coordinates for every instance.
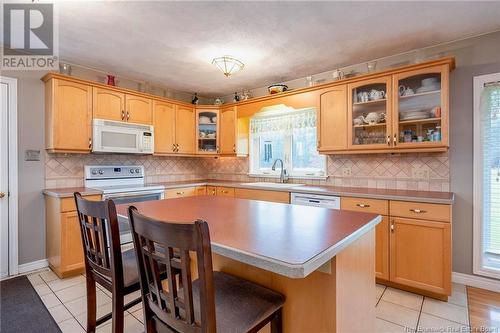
[57,1,500,97]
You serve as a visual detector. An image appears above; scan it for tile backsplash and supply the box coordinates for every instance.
[45,152,450,192]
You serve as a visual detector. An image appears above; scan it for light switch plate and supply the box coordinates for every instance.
[24,149,41,161]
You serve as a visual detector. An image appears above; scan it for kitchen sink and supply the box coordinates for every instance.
[240,182,305,189]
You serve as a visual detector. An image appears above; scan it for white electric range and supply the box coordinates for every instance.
[84,165,165,243]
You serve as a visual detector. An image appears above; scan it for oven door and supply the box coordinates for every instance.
[104,190,164,244]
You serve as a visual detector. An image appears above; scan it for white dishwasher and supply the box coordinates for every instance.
[291,192,341,210]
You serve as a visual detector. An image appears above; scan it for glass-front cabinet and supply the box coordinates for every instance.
[348,76,392,150]
[196,108,220,154]
[392,65,448,148]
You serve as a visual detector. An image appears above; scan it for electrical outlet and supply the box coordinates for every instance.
[411,167,430,180]
[342,167,352,176]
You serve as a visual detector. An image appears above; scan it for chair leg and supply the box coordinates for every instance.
[270,308,283,333]
[111,293,125,333]
[85,274,97,333]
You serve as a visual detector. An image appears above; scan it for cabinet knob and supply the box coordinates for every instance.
[88,138,92,149]
[393,134,397,146]
[356,203,370,208]
[387,135,391,146]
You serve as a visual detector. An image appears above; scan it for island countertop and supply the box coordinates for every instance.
[116,196,381,278]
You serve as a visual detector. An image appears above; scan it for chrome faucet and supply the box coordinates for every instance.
[272,158,289,183]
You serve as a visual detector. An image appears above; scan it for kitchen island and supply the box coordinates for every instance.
[116,196,381,333]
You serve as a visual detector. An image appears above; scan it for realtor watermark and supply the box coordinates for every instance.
[2,2,58,70]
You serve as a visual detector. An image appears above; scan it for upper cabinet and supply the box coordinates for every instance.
[45,78,92,153]
[348,76,392,150]
[196,107,220,154]
[318,86,348,152]
[219,106,237,155]
[392,65,449,149]
[153,100,176,154]
[176,105,196,154]
[93,87,152,125]
[92,87,125,122]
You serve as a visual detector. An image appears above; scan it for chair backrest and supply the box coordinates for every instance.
[128,206,216,333]
[74,192,124,288]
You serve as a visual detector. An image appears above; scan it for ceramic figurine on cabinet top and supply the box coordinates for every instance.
[192,93,199,105]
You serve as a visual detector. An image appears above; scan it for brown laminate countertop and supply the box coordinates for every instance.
[43,179,454,204]
[116,196,381,278]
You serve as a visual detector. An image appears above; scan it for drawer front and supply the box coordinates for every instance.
[195,186,207,196]
[390,201,451,222]
[60,194,101,213]
[216,187,235,197]
[341,197,389,215]
[165,187,196,198]
[207,186,217,196]
[234,188,290,203]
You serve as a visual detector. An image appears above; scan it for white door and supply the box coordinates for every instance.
[0,80,9,278]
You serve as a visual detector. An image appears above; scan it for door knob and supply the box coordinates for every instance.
[0,192,5,199]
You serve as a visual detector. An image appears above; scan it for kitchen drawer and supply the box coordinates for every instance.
[235,188,290,203]
[207,186,217,196]
[216,187,235,197]
[165,187,196,198]
[60,195,101,213]
[341,197,389,215]
[195,186,207,195]
[390,201,451,222]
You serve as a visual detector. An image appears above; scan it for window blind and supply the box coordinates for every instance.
[480,84,500,269]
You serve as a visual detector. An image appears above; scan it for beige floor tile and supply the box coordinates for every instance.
[75,302,113,327]
[422,297,469,325]
[376,318,413,332]
[381,287,423,310]
[48,275,86,292]
[40,292,62,309]
[128,302,143,313]
[376,284,386,300]
[55,283,87,303]
[131,309,144,324]
[417,313,469,332]
[39,270,59,283]
[48,304,73,323]
[376,300,419,330]
[65,290,112,316]
[96,314,144,333]
[58,318,85,333]
[447,284,468,307]
[124,290,142,304]
[27,273,45,286]
[33,283,53,296]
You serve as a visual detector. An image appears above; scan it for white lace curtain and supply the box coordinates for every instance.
[250,107,317,135]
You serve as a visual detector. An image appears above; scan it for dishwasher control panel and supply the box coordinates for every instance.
[290,193,341,210]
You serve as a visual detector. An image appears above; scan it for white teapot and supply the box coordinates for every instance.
[362,112,382,124]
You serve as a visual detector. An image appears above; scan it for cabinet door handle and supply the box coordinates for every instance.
[176,191,184,195]
[356,203,370,208]
[387,135,391,146]
[409,208,427,214]
[121,110,125,120]
[126,111,130,121]
[393,134,397,146]
[175,144,179,152]
[233,144,236,153]
[88,138,92,149]
[221,190,228,194]
[390,221,395,233]
[216,146,220,153]
[172,144,176,152]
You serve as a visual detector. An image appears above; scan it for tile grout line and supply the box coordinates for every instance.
[415,296,425,330]
[375,285,386,307]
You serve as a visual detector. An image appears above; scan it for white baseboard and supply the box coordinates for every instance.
[18,259,49,274]
[452,271,500,293]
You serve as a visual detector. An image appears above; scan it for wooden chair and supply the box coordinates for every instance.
[74,192,143,333]
[128,206,285,333]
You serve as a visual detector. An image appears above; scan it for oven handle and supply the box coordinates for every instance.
[103,190,164,200]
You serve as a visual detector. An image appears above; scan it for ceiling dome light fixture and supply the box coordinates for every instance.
[212,56,244,77]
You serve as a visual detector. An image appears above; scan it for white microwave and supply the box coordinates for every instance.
[92,119,154,154]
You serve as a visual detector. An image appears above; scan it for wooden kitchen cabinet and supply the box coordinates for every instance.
[196,107,220,154]
[195,186,207,195]
[207,186,217,196]
[165,187,196,198]
[318,85,348,152]
[392,65,449,149]
[92,87,125,122]
[234,188,290,203]
[216,187,235,197]
[347,76,393,150]
[219,106,237,155]
[44,78,93,153]
[176,105,196,154]
[45,194,101,278]
[153,100,177,154]
[126,94,152,124]
[389,217,451,296]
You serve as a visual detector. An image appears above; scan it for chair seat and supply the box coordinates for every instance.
[191,271,285,333]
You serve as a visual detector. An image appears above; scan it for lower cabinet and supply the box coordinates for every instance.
[234,188,290,203]
[165,187,196,198]
[375,216,390,281]
[216,187,235,197]
[389,217,451,296]
[45,194,101,278]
